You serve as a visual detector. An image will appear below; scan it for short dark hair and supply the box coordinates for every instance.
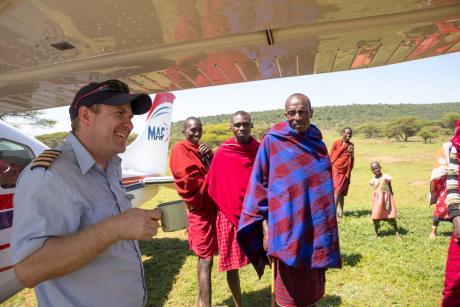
[183,117,201,130]
[231,111,251,122]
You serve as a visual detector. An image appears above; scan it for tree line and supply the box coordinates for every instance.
[32,102,460,148]
[171,103,460,147]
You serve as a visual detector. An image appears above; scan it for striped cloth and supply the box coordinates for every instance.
[275,260,325,307]
[446,146,460,218]
[442,119,460,306]
[216,211,250,272]
[237,121,341,278]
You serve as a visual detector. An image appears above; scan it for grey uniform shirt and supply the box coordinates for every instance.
[11,133,146,307]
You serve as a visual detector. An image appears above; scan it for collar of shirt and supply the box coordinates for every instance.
[64,132,121,175]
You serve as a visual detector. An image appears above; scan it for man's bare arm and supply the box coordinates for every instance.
[14,208,160,288]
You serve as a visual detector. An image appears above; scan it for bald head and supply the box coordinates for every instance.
[284,93,311,111]
[284,93,313,134]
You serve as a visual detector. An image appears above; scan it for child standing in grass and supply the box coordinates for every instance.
[369,161,400,239]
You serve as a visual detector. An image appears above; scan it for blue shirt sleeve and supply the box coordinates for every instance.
[11,168,82,263]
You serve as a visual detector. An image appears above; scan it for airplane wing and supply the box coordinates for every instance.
[122,174,174,207]
[1,0,460,113]
[123,175,174,192]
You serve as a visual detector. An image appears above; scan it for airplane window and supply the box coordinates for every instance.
[0,139,34,189]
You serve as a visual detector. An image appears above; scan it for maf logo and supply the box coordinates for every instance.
[147,122,169,142]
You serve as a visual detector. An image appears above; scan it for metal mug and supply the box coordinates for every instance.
[157,200,188,232]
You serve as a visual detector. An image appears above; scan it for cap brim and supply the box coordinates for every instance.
[99,93,152,115]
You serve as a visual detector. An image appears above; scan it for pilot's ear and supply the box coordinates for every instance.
[309,108,314,119]
[79,106,92,125]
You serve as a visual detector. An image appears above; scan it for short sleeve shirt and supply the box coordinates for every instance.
[11,133,146,307]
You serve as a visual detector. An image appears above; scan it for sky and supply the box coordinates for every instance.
[20,52,460,136]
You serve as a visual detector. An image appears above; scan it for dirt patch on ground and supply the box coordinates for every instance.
[364,152,434,164]
[366,156,409,163]
[410,180,428,187]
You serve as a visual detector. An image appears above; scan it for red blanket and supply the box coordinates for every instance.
[207,137,260,227]
[170,140,217,257]
[170,140,212,210]
[330,139,354,195]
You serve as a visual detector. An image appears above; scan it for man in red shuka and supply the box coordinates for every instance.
[169,117,217,307]
[207,111,259,306]
[330,127,354,219]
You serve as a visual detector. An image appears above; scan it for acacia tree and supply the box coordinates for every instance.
[440,112,460,131]
[385,117,421,142]
[418,128,438,144]
[0,111,56,128]
[357,123,382,138]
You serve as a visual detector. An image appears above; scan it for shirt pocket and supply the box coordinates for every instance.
[82,199,118,227]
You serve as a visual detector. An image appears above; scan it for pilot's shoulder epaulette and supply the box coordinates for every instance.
[31,149,62,170]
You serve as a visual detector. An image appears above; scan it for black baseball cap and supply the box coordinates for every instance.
[69,79,152,120]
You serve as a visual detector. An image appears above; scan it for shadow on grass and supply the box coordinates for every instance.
[343,209,371,218]
[217,286,271,306]
[216,288,342,306]
[318,294,342,306]
[378,226,408,236]
[140,238,191,307]
[341,253,362,267]
[438,230,453,237]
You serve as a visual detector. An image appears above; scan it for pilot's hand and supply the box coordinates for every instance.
[199,143,213,156]
[453,216,460,243]
[113,208,161,241]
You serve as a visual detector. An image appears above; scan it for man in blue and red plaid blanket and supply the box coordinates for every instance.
[237,93,341,307]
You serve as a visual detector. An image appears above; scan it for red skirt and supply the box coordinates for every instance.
[216,211,250,272]
[187,207,217,258]
[275,260,326,307]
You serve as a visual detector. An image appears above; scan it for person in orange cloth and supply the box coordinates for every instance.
[369,161,400,238]
[169,117,217,307]
[330,127,354,219]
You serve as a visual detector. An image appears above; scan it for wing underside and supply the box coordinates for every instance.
[1,0,460,112]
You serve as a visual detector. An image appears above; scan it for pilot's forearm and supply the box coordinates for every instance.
[14,216,120,288]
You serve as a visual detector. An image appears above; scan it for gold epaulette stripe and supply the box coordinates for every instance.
[33,157,54,163]
[42,150,61,155]
[31,150,62,170]
[31,161,52,169]
[39,153,60,159]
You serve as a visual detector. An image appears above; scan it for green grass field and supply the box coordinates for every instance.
[4,132,452,307]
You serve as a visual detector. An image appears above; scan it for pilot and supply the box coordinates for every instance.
[11,79,161,307]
